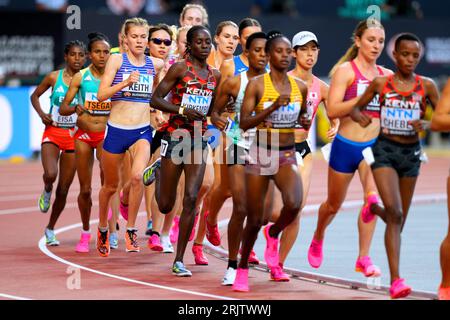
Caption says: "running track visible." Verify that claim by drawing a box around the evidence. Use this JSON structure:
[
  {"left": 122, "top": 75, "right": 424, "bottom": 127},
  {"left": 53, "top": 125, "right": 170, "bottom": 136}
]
[{"left": 0, "top": 153, "right": 448, "bottom": 300}]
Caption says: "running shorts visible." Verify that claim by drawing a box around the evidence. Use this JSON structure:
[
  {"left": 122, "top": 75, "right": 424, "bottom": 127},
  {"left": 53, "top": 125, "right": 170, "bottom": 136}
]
[
  {"left": 41, "top": 125, "right": 75, "bottom": 152},
  {"left": 74, "top": 128, "right": 105, "bottom": 149},
  {"left": 160, "top": 133, "right": 209, "bottom": 164},
  {"left": 246, "top": 143, "right": 297, "bottom": 176},
  {"left": 295, "top": 140, "right": 312, "bottom": 159},
  {"left": 103, "top": 122, "right": 153, "bottom": 154}
]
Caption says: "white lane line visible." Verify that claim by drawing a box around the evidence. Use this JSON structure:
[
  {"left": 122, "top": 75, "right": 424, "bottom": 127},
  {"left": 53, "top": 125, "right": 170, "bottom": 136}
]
[
  {"left": 0, "top": 293, "right": 32, "bottom": 300},
  {"left": 0, "top": 190, "right": 99, "bottom": 202},
  {"left": 37, "top": 214, "right": 238, "bottom": 301}
]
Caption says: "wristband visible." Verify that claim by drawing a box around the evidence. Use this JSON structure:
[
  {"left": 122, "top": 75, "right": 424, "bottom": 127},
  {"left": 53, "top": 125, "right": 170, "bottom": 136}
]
[{"left": 178, "top": 106, "right": 185, "bottom": 115}]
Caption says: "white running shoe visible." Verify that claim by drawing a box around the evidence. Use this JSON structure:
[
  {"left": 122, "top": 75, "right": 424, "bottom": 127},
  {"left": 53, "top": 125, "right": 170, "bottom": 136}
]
[
  {"left": 222, "top": 267, "right": 237, "bottom": 286},
  {"left": 161, "top": 235, "right": 174, "bottom": 253}
]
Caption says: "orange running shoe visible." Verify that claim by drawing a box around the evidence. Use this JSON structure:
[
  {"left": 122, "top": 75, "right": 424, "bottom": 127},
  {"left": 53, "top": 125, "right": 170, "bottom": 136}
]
[
  {"left": 96, "top": 228, "right": 110, "bottom": 257},
  {"left": 438, "top": 285, "right": 450, "bottom": 300},
  {"left": 125, "top": 229, "right": 140, "bottom": 252}
]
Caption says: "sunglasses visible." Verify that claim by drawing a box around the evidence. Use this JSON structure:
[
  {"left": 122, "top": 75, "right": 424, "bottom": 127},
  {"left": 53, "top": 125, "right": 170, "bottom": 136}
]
[{"left": 151, "top": 38, "right": 172, "bottom": 46}]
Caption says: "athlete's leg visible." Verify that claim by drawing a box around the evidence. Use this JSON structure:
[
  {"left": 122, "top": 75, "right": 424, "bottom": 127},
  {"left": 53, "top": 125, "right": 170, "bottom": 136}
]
[
  {"left": 120, "top": 151, "right": 132, "bottom": 206},
  {"left": 47, "top": 151, "right": 76, "bottom": 229},
  {"left": 75, "top": 140, "right": 95, "bottom": 232},
  {"left": 41, "top": 143, "right": 60, "bottom": 193},
  {"left": 440, "top": 175, "right": 450, "bottom": 288}
]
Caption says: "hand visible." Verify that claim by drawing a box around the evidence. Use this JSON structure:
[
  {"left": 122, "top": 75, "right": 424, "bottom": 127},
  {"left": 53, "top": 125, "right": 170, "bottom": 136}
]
[
  {"left": 299, "top": 113, "right": 311, "bottom": 131},
  {"left": 126, "top": 70, "right": 140, "bottom": 86},
  {"left": 40, "top": 113, "right": 53, "bottom": 126},
  {"left": 154, "top": 111, "right": 167, "bottom": 129},
  {"left": 272, "top": 95, "right": 290, "bottom": 110},
  {"left": 75, "top": 104, "right": 88, "bottom": 116},
  {"left": 183, "top": 108, "right": 204, "bottom": 121},
  {"left": 327, "top": 125, "right": 338, "bottom": 140},
  {"left": 408, "top": 120, "right": 429, "bottom": 132},
  {"left": 350, "top": 109, "right": 372, "bottom": 128},
  {"left": 211, "top": 113, "right": 228, "bottom": 131}
]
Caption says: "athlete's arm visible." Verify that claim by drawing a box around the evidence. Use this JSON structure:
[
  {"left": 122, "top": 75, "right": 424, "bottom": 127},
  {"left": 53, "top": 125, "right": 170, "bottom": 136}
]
[
  {"left": 240, "top": 77, "right": 288, "bottom": 131},
  {"left": 327, "top": 63, "right": 360, "bottom": 119},
  {"left": 206, "top": 69, "right": 222, "bottom": 117},
  {"left": 59, "top": 72, "right": 82, "bottom": 116},
  {"left": 210, "top": 76, "right": 237, "bottom": 130},
  {"left": 97, "top": 54, "right": 138, "bottom": 102},
  {"left": 30, "top": 71, "right": 56, "bottom": 126},
  {"left": 410, "top": 77, "right": 440, "bottom": 132},
  {"left": 431, "top": 78, "right": 450, "bottom": 131},
  {"left": 219, "top": 59, "right": 235, "bottom": 82},
  {"left": 150, "top": 62, "right": 203, "bottom": 121},
  {"left": 320, "top": 81, "right": 339, "bottom": 139},
  {"left": 296, "top": 79, "right": 311, "bottom": 130},
  {"left": 151, "top": 56, "right": 165, "bottom": 91}
]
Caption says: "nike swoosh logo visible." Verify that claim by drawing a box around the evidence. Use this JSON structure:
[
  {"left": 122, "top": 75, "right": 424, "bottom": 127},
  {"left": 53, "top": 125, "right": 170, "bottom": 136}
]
[
  {"left": 385, "top": 93, "right": 399, "bottom": 99},
  {"left": 300, "top": 150, "right": 306, "bottom": 157},
  {"left": 414, "top": 150, "right": 421, "bottom": 156},
  {"left": 187, "top": 80, "right": 200, "bottom": 85},
  {"left": 140, "top": 129, "right": 149, "bottom": 134}
]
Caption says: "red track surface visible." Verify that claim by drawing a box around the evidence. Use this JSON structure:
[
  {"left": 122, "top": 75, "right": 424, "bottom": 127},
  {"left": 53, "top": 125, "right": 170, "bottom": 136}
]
[{"left": 0, "top": 154, "right": 448, "bottom": 300}]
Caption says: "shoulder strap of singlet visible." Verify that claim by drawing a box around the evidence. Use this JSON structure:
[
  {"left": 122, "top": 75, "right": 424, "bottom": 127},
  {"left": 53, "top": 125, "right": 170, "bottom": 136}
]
[
  {"left": 350, "top": 60, "right": 364, "bottom": 79},
  {"left": 240, "top": 71, "right": 248, "bottom": 87},
  {"left": 263, "top": 73, "right": 278, "bottom": 97},
  {"left": 288, "top": 75, "right": 302, "bottom": 100},
  {"left": 376, "top": 65, "right": 384, "bottom": 75}
]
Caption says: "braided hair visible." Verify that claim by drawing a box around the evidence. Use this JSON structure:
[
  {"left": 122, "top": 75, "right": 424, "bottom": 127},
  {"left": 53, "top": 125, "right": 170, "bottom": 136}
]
[{"left": 184, "top": 25, "right": 211, "bottom": 58}]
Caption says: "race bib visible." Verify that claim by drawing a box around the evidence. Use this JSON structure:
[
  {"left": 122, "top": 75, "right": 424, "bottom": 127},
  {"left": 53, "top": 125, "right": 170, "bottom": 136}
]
[
  {"left": 181, "top": 94, "right": 212, "bottom": 115},
  {"left": 357, "top": 81, "right": 380, "bottom": 113},
  {"left": 51, "top": 106, "right": 77, "bottom": 128},
  {"left": 84, "top": 92, "right": 111, "bottom": 115},
  {"left": 381, "top": 107, "right": 420, "bottom": 136},
  {"left": 122, "top": 73, "right": 153, "bottom": 99},
  {"left": 263, "top": 101, "right": 300, "bottom": 129}
]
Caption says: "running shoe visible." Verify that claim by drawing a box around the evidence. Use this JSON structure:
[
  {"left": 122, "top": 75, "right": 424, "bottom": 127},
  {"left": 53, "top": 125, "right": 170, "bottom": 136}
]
[
  {"left": 232, "top": 268, "right": 249, "bottom": 292},
  {"left": 75, "top": 232, "right": 91, "bottom": 253},
  {"left": 389, "top": 278, "right": 412, "bottom": 299},
  {"left": 170, "top": 216, "right": 180, "bottom": 243},
  {"left": 45, "top": 228, "right": 60, "bottom": 246},
  {"left": 38, "top": 190, "right": 51, "bottom": 213},
  {"left": 142, "top": 158, "right": 161, "bottom": 186},
  {"left": 355, "top": 256, "right": 381, "bottom": 277},
  {"left": 109, "top": 232, "right": 119, "bottom": 249},
  {"left": 239, "top": 248, "right": 260, "bottom": 265},
  {"left": 205, "top": 211, "right": 221, "bottom": 246},
  {"left": 96, "top": 228, "right": 110, "bottom": 257},
  {"left": 189, "top": 212, "right": 200, "bottom": 242},
  {"left": 119, "top": 192, "right": 128, "bottom": 221},
  {"left": 145, "top": 220, "right": 153, "bottom": 236},
  {"left": 161, "top": 235, "right": 174, "bottom": 253},
  {"left": 361, "top": 192, "right": 379, "bottom": 224},
  {"left": 270, "top": 265, "right": 290, "bottom": 282},
  {"left": 172, "top": 261, "right": 192, "bottom": 277},
  {"left": 148, "top": 234, "right": 163, "bottom": 251},
  {"left": 222, "top": 267, "right": 237, "bottom": 286},
  {"left": 263, "top": 223, "right": 279, "bottom": 269},
  {"left": 192, "top": 244, "right": 208, "bottom": 265},
  {"left": 438, "top": 285, "right": 450, "bottom": 300},
  {"left": 308, "top": 237, "right": 323, "bottom": 268},
  {"left": 125, "top": 229, "right": 140, "bottom": 252}
]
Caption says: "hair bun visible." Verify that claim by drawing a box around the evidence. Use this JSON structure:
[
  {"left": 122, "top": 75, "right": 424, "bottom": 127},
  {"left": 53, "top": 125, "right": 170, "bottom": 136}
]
[{"left": 88, "top": 32, "right": 107, "bottom": 41}]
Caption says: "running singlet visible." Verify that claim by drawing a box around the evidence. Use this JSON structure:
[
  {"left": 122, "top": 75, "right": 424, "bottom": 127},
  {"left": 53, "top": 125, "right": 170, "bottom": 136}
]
[
  {"left": 344, "top": 60, "right": 384, "bottom": 118},
  {"left": 79, "top": 67, "right": 111, "bottom": 116},
  {"left": 225, "top": 72, "right": 256, "bottom": 149},
  {"left": 232, "top": 55, "right": 270, "bottom": 76},
  {"left": 379, "top": 74, "right": 426, "bottom": 136},
  {"left": 162, "top": 59, "right": 218, "bottom": 135},
  {"left": 49, "top": 69, "right": 79, "bottom": 129},
  {"left": 255, "top": 73, "right": 303, "bottom": 133},
  {"left": 111, "top": 53, "right": 156, "bottom": 103}
]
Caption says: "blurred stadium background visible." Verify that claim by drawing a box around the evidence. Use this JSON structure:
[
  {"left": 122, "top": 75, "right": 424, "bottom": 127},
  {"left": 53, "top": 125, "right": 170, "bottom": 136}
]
[{"left": 0, "top": 0, "right": 449, "bottom": 160}]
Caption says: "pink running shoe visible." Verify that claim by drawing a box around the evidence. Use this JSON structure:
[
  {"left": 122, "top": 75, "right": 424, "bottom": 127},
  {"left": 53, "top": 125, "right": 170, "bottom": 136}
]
[
  {"left": 438, "top": 286, "right": 450, "bottom": 300},
  {"left": 170, "top": 216, "right": 180, "bottom": 244},
  {"left": 147, "top": 234, "right": 163, "bottom": 251},
  {"left": 308, "top": 238, "right": 323, "bottom": 268},
  {"left": 361, "top": 192, "right": 379, "bottom": 224},
  {"left": 263, "top": 223, "right": 279, "bottom": 269},
  {"left": 232, "top": 268, "right": 249, "bottom": 292},
  {"left": 119, "top": 192, "right": 128, "bottom": 221},
  {"left": 205, "top": 211, "right": 221, "bottom": 246},
  {"left": 248, "top": 249, "right": 260, "bottom": 265},
  {"left": 192, "top": 244, "right": 208, "bottom": 265},
  {"left": 355, "top": 256, "right": 381, "bottom": 277},
  {"left": 107, "top": 208, "right": 112, "bottom": 221},
  {"left": 389, "top": 278, "right": 412, "bottom": 299},
  {"left": 189, "top": 212, "right": 199, "bottom": 242},
  {"left": 75, "top": 232, "right": 91, "bottom": 253},
  {"left": 270, "top": 265, "right": 290, "bottom": 282}
]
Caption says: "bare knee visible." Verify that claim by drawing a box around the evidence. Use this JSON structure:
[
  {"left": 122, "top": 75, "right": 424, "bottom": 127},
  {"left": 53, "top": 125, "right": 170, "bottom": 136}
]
[
  {"left": 44, "top": 171, "right": 58, "bottom": 183},
  {"left": 79, "top": 186, "right": 92, "bottom": 199},
  {"left": 183, "top": 193, "right": 197, "bottom": 213},
  {"left": 130, "top": 172, "right": 143, "bottom": 189},
  {"left": 324, "top": 200, "right": 341, "bottom": 216},
  {"left": 385, "top": 207, "right": 403, "bottom": 225},
  {"left": 283, "top": 198, "right": 302, "bottom": 217}
]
